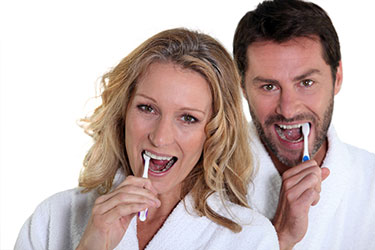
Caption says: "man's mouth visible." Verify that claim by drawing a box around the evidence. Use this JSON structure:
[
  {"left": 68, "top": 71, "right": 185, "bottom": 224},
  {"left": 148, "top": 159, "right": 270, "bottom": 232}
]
[
  {"left": 143, "top": 150, "right": 178, "bottom": 174},
  {"left": 275, "top": 123, "right": 307, "bottom": 143}
]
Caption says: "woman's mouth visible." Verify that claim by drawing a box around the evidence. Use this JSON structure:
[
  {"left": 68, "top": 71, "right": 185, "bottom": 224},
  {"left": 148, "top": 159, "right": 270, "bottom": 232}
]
[
  {"left": 143, "top": 150, "right": 178, "bottom": 174},
  {"left": 275, "top": 123, "right": 307, "bottom": 143}
]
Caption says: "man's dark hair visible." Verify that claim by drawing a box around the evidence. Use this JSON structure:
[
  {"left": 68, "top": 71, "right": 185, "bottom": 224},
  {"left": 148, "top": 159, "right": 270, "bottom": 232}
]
[{"left": 233, "top": 0, "right": 341, "bottom": 87}]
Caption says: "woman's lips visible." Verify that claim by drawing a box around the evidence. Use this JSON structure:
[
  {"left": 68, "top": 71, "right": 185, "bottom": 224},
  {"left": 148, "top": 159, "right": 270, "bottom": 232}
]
[{"left": 142, "top": 150, "right": 178, "bottom": 175}]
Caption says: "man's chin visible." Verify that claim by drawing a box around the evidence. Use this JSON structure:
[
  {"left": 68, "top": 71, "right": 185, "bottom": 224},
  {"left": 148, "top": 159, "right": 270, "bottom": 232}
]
[{"left": 275, "top": 153, "right": 302, "bottom": 167}]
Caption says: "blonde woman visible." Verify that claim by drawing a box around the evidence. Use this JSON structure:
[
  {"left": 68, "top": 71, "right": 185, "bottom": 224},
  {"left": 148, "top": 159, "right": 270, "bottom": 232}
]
[{"left": 15, "top": 28, "right": 278, "bottom": 250}]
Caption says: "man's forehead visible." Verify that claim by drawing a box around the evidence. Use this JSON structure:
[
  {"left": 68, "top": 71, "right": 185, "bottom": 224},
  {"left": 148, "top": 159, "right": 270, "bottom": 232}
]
[
  {"left": 245, "top": 37, "right": 327, "bottom": 79},
  {"left": 247, "top": 36, "right": 322, "bottom": 58}
]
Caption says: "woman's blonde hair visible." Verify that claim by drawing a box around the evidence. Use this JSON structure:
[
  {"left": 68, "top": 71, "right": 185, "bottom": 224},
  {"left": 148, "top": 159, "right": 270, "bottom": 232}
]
[{"left": 79, "top": 28, "right": 253, "bottom": 232}]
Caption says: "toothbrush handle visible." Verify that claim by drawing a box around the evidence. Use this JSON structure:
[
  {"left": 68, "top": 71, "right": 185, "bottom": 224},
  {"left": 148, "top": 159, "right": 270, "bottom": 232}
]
[
  {"left": 139, "top": 156, "right": 150, "bottom": 221},
  {"left": 139, "top": 208, "right": 148, "bottom": 221},
  {"left": 302, "top": 155, "right": 310, "bottom": 162}
]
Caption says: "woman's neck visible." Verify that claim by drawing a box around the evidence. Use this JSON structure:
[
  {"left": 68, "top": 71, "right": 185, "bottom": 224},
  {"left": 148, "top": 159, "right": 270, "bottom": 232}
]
[{"left": 136, "top": 187, "right": 183, "bottom": 249}]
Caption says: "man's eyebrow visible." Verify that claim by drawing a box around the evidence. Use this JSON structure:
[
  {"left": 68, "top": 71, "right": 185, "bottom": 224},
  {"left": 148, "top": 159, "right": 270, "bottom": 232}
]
[
  {"left": 252, "top": 77, "right": 279, "bottom": 85},
  {"left": 293, "top": 69, "right": 321, "bottom": 82},
  {"left": 251, "top": 69, "right": 321, "bottom": 85}
]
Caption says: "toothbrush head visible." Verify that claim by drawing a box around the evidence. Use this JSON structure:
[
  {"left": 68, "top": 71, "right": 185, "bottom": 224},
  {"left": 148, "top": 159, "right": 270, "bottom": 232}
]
[
  {"left": 142, "top": 153, "right": 151, "bottom": 178},
  {"left": 143, "top": 153, "right": 151, "bottom": 162},
  {"left": 302, "top": 123, "right": 310, "bottom": 137}
]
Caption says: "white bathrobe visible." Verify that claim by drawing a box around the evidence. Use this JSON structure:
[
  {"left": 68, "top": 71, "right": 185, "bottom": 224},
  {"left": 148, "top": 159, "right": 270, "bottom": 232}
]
[
  {"left": 15, "top": 170, "right": 279, "bottom": 250},
  {"left": 247, "top": 122, "right": 375, "bottom": 250}
]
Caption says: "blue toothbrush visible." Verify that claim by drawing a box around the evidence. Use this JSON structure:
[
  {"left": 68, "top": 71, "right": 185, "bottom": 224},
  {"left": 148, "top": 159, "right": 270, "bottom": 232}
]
[{"left": 302, "top": 123, "right": 310, "bottom": 162}]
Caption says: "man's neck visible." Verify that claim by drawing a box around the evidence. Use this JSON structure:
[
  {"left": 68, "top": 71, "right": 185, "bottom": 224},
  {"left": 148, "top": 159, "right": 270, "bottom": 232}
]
[{"left": 267, "top": 140, "right": 328, "bottom": 176}]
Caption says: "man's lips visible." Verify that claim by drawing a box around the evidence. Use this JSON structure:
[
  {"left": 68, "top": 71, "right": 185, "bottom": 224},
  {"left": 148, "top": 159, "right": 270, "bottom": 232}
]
[{"left": 274, "top": 123, "right": 308, "bottom": 143}]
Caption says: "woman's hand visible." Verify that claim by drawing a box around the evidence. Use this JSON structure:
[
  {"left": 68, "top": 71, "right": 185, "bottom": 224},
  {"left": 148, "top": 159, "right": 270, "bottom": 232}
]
[{"left": 76, "top": 176, "right": 160, "bottom": 250}]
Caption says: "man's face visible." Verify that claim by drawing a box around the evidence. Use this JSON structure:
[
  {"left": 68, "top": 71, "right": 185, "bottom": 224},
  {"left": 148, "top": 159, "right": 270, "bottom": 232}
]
[{"left": 244, "top": 37, "right": 342, "bottom": 168}]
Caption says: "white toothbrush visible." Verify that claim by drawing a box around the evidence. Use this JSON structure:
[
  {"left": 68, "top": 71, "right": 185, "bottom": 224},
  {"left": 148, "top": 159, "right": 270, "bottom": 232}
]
[
  {"left": 139, "top": 154, "right": 150, "bottom": 222},
  {"left": 302, "top": 123, "right": 310, "bottom": 162}
]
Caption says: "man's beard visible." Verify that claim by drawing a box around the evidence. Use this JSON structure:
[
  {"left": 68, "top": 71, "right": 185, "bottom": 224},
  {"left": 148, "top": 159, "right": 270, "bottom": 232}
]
[{"left": 250, "top": 97, "right": 334, "bottom": 167}]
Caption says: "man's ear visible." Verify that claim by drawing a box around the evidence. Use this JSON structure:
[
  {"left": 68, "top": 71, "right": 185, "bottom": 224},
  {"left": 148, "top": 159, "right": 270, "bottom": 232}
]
[
  {"left": 241, "top": 79, "right": 249, "bottom": 101},
  {"left": 242, "top": 85, "right": 247, "bottom": 100},
  {"left": 334, "top": 61, "right": 343, "bottom": 95}
]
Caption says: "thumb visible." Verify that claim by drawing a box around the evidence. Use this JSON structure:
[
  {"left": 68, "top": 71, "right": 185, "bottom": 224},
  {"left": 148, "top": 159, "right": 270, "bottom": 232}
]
[{"left": 321, "top": 167, "right": 330, "bottom": 181}]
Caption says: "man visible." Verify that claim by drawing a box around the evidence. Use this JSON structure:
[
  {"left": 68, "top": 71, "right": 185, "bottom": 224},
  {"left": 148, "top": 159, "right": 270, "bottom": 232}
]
[{"left": 233, "top": 0, "right": 375, "bottom": 249}]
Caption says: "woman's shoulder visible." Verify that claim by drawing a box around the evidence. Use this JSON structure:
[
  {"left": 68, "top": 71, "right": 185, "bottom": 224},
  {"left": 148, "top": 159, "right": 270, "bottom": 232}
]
[
  {"left": 15, "top": 187, "right": 98, "bottom": 250},
  {"left": 221, "top": 206, "right": 279, "bottom": 249},
  {"left": 35, "top": 187, "right": 98, "bottom": 213},
  {"left": 203, "top": 194, "right": 279, "bottom": 249},
  {"left": 239, "top": 208, "right": 279, "bottom": 245}
]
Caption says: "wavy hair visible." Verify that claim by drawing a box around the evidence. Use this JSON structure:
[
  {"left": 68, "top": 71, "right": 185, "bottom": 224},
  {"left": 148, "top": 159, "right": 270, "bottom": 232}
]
[{"left": 79, "top": 28, "right": 253, "bottom": 232}]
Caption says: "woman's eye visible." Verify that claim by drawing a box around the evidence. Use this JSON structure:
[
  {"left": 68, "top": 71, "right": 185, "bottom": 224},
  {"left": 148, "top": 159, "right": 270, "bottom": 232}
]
[
  {"left": 300, "top": 79, "right": 314, "bottom": 88},
  {"left": 262, "top": 84, "right": 276, "bottom": 91},
  {"left": 181, "top": 114, "right": 197, "bottom": 124},
  {"left": 137, "top": 104, "right": 154, "bottom": 113}
]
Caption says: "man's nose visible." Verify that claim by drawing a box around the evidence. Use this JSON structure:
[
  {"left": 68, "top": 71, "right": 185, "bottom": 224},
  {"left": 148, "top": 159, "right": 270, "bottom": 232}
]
[
  {"left": 275, "top": 89, "right": 303, "bottom": 119},
  {"left": 148, "top": 117, "right": 175, "bottom": 147}
]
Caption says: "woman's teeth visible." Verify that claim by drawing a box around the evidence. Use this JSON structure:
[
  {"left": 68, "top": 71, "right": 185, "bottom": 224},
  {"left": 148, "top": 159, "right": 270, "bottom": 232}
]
[
  {"left": 152, "top": 157, "right": 177, "bottom": 173},
  {"left": 143, "top": 151, "right": 177, "bottom": 173},
  {"left": 144, "top": 150, "right": 173, "bottom": 161}
]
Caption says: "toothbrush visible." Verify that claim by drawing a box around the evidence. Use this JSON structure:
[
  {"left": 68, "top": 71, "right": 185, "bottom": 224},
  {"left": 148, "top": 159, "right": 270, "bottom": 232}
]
[
  {"left": 302, "top": 123, "right": 310, "bottom": 162},
  {"left": 139, "top": 154, "right": 150, "bottom": 222}
]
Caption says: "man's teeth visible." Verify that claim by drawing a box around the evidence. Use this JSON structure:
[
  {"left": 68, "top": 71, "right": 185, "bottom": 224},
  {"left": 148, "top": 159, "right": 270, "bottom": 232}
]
[
  {"left": 278, "top": 123, "right": 304, "bottom": 129},
  {"left": 144, "top": 150, "right": 173, "bottom": 161},
  {"left": 276, "top": 129, "right": 304, "bottom": 142},
  {"left": 276, "top": 123, "right": 306, "bottom": 142}
]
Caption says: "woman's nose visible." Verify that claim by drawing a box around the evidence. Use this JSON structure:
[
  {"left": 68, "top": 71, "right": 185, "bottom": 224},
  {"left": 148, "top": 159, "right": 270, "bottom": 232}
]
[{"left": 148, "top": 117, "right": 175, "bottom": 147}]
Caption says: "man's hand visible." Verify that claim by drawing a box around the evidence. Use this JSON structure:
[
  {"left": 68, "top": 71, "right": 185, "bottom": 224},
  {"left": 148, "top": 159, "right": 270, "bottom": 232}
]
[{"left": 272, "top": 160, "right": 330, "bottom": 250}]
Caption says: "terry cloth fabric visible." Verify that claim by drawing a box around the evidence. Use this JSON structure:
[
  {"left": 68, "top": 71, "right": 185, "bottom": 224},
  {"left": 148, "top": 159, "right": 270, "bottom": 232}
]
[
  {"left": 247, "top": 122, "right": 375, "bottom": 250},
  {"left": 15, "top": 169, "right": 279, "bottom": 250}
]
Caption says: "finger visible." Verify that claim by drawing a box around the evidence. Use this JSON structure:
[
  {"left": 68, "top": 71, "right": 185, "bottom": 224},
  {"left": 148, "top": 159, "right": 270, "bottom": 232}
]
[
  {"left": 96, "top": 177, "right": 157, "bottom": 205},
  {"left": 284, "top": 172, "right": 321, "bottom": 203},
  {"left": 94, "top": 184, "right": 161, "bottom": 214},
  {"left": 295, "top": 188, "right": 320, "bottom": 209},
  {"left": 282, "top": 160, "right": 319, "bottom": 179},
  {"left": 116, "top": 176, "right": 157, "bottom": 194},
  {"left": 321, "top": 167, "right": 330, "bottom": 181},
  {"left": 296, "top": 188, "right": 320, "bottom": 208},
  {"left": 94, "top": 191, "right": 160, "bottom": 215},
  {"left": 102, "top": 203, "right": 149, "bottom": 225},
  {"left": 282, "top": 166, "right": 322, "bottom": 192},
  {"left": 112, "top": 184, "right": 160, "bottom": 205},
  {"left": 116, "top": 175, "right": 152, "bottom": 188}
]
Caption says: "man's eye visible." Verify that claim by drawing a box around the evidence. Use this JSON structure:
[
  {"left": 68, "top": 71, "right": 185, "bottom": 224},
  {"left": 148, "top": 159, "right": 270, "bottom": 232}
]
[
  {"left": 300, "top": 79, "right": 314, "bottom": 87},
  {"left": 181, "top": 114, "right": 197, "bottom": 124},
  {"left": 137, "top": 104, "right": 154, "bottom": 113},
  {"left": 262, "top": 84, "right": 276, "bottom": 91}
]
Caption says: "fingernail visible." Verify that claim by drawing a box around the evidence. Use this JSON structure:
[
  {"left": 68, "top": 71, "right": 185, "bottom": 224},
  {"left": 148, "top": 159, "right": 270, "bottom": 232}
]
[{"left": 154, "top": 200, "right": 161, "bottom": 207}]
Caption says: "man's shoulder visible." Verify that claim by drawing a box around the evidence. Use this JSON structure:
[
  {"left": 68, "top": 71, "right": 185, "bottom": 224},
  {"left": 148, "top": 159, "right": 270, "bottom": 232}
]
[
  {"left": 339, "top": 143, "right": 375, "bottom": 191},
  {"left": 328, "top": 126, "right": 375, "bottom": 168},
  {"left": 342, "top": 142, "right": 375, "bottom": 166}
]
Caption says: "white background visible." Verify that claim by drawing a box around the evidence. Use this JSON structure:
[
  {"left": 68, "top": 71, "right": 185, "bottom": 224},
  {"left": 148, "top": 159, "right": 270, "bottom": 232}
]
[{"left": 1, "top": 1, "right": 374, "bottom": 249}]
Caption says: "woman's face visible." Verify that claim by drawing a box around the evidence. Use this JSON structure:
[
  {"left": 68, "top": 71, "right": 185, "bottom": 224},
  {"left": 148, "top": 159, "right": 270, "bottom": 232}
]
[{"left": 125, "top": 62, "right": 212, "bottom": 196}]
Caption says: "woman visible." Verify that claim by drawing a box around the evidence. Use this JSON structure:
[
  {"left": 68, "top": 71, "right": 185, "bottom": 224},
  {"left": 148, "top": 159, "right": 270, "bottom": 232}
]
[{"left": 15, "top": 28, "right": 278, "bottom": 249}]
